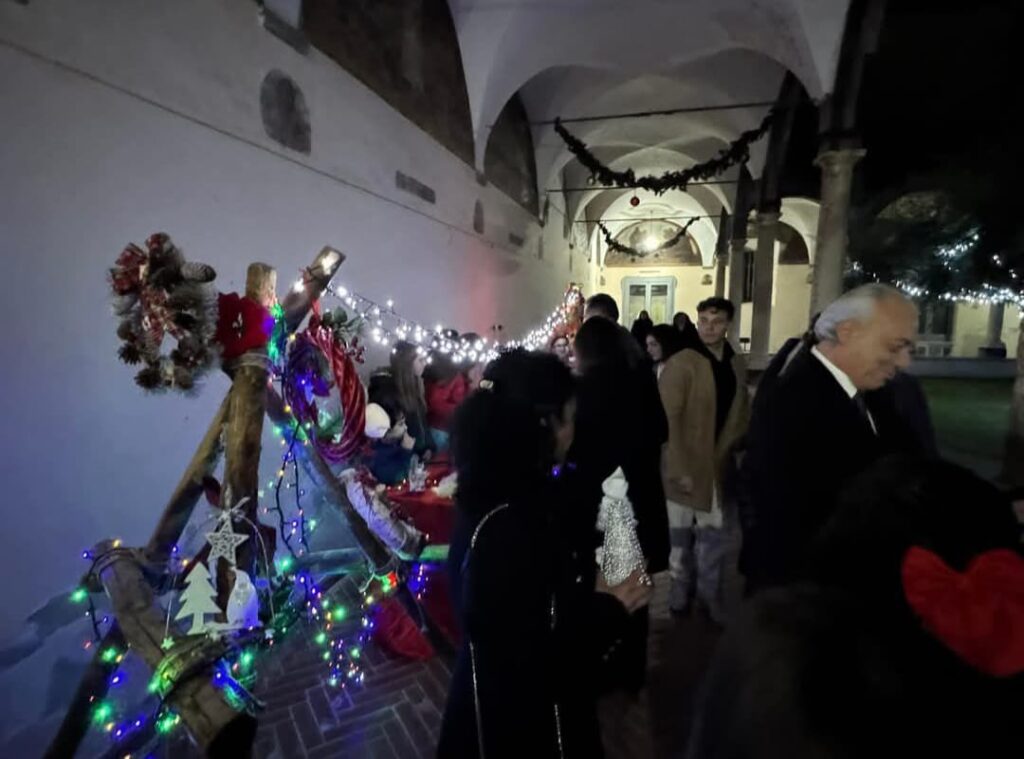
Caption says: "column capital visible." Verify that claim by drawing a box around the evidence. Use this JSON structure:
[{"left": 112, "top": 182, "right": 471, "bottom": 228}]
[{"left": 814, "top": 147, "right": 867, "bottom": 172}]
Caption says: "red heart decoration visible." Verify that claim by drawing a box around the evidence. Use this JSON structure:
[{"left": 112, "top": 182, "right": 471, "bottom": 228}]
[{"left": 902, "top": 546, "right": 1024, "bottom": 677}]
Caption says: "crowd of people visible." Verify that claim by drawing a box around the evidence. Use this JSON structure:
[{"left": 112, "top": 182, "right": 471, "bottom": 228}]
[{"left": 356, "top": 285, "right": 1023, "bottom": 758}]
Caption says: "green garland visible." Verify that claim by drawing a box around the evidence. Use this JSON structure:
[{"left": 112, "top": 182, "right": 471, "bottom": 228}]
[
  {"left": 555, "top": 110, "right": 774, "bottom": 195},
  {"left": 599, "top": 216, "right": 699, "bottom": 259}
]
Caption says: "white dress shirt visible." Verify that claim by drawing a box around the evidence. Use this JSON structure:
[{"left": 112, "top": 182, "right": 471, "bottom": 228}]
[{"left": 811, "top": 346, "right": 877, "bottom": 434}]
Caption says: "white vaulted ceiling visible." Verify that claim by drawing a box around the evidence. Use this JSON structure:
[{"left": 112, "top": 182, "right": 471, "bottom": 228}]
[{"left": 447, "top": 0, "right": 850, "bottom": 254}]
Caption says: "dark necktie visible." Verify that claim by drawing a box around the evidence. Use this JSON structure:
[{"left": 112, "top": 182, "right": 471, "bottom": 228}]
[{"left": 853, "top": 393, "right": 875, "bottom": 433}]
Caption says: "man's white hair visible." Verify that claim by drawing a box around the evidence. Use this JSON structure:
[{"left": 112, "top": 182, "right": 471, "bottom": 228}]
[{"left": 814, "top": 283, "right": 912, "bottom": 343}]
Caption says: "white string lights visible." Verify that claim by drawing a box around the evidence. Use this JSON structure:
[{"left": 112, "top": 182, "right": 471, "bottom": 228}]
[
  {"left": 307, "top": 278, "right": 584, "bottom": 361},
  {"left": 855, "top": 231, "right": 1024, "bottom": 313},
  {"left": 320, "top": 282, "right": 497, "bottom": 363}
]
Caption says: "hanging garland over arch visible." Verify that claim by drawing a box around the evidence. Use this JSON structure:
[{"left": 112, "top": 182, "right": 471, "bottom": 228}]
[
  {"left": 598, "top": 216, "right": 699, "bottom": 259},
  {"left": 555, "top": 110, "right": 775, "bottom": 195}
]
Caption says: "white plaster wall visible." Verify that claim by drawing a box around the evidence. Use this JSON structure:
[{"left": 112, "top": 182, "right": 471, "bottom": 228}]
[
  {"left": 0, "top": 1, "right": 570, "bottom": 748},
  {"left": 951, "top": 303, "right": 1022, "bottom": 359},
  {"left": 771, "top": 265, "right": 813, "bottom": 352},
  {"left": 1002, "top": 307, "right": 1021, "bottom": 359},
  {"left": 951, "top": 303, "right": 989, "bottom": 357}
]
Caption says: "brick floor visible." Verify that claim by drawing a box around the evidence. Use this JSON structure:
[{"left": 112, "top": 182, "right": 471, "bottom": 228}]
[
  {"left": 245, "top": 574, "right": 450, "bottom": 759},
  {"left": 162, "top": 527, "right": 744, "bottom": 759}
]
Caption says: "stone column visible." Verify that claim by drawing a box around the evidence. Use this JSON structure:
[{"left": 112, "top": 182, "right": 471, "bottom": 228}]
[
  {"left": 715, "top": 256, "right": 727, "bottom": 297},
  {"left": 809, "top": 147, "right": 865, "bottom": 317},
  {"left": 980, "top": 302, "right": 1007, "bottom": 357},
  {"left": 750, "top": 210, "right": 780, "bottom": 357},
  {"left": 714, "top": 208, "right": 730, "bottom": 297},
  {"left": 727, "top": 239, "right": 747, "bottom": 323}
]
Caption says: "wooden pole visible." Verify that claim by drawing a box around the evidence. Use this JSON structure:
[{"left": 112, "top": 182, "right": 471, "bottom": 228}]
[
  {"left": 48, "top": 247, "right": 346, "bottom": 758},
  {"left": 42, "top": 624, "right": 127, "bottom": 759},
  {"left": 218, "top": 263, "right": 277, "bottom": 606},
  {"left": 93, "top": 541, "right": 256, "bottom": 753},
  {"left": 146, "top": 395, "right": 230, "bottom": 564},
  {"left": 281, "top": 247, "right": 346, "bottom": 332}
]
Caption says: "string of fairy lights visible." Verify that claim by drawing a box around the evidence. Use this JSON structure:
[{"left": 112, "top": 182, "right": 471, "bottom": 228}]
[
  {"left": 69, "top": 275, "right": 581, "bottom": 753},
  {"left": 318, "top": 278, "right": 584, "bottom": 360},
  {"left": 854, "top": 231, "right": 1024, "bottom": 311}
]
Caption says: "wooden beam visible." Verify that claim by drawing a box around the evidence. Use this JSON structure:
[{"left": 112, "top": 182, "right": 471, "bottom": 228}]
[
  {"left": 92, "top": 541, "right": 256, "bottom": 753},
  {"left": 146, "top": 395, "right": 230, "bottom": 564},
  {"left": 51, "top": 246, "right": 345, "bottom": 757},
  {"left": 280, "top": 246, "right": 345, "bottom": 332}
]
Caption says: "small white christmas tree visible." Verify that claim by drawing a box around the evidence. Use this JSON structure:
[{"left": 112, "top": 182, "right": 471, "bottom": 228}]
[{"left": 175, "top": 561, "right": 222, "bottom": 635}]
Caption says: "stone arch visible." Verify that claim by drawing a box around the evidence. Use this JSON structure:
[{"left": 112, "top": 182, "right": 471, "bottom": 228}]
[
  {"left": 303, "top": 0, "right": 474, "bottom": 164},
  {"left": 450, "top": 2, "right": 851, "bottom": 168},
  {"left": 483, "top": 94, "right": 539, "bottom": 215},
  {"left": 777, "top": 221, "right": 810, "bottom": 264}
]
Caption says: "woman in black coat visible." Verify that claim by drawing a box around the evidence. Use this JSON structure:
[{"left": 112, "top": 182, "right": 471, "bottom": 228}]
[
  {"left": 569, "top": 316, "right": 669, "bottom": 693},
  {"left": 438, "top": 351, "right": 651, "bottom": 759}
]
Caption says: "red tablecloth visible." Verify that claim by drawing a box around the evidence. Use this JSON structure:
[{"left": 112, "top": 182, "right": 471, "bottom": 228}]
[{"left": 372, "top": 462, "right": 461, "bottom": 656}]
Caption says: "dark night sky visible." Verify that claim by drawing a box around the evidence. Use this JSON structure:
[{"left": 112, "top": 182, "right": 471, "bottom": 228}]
[
  {"left": 859, "top": 0, "right": 1022, "bottom": 193},
  {"left": 783, "top": 0, "right": 1023, "bottom": 215}
]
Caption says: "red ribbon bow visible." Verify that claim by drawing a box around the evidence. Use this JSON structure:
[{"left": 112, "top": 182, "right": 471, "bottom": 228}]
[{"left": 902, "top": 546, "right": 1024, "bottom": 677}]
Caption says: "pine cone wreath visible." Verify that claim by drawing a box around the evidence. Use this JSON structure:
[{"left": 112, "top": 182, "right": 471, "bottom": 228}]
[
  {"left": 135, "top": 364, "right": 164, "bottom": 391},
  {"left": 111, "top": 232, "right": 219, "bottom": 393},
  {"left": 118, "top": 342, "right": 143, "bottom": 365},
  {"left": 180, "top": 261, "right": 217, "bottom": 283}
]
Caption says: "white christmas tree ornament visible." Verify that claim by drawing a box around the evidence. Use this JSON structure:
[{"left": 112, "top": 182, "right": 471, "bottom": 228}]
[{"left": 175, "top": 561, "right": 222, "bottom": 636}]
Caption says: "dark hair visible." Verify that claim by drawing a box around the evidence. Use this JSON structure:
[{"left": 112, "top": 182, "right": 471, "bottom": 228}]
[
  {"left": 451, "top": 350, "right": 574, "bottom": 514},
  {"left": 793, "top": 457, "right": 1024, "bottom": 754},
  {"left": 423, "top": 349, "right": 459, "bottom": 384},
  {"left": 367, "top": 374, "right": 404, "bottom": 426},
  {"left": 647, "top": 324, "right": 684, "bottom": 361},
  {"left": 389, "top": 341, "right": 425, "bottom": 416},
  {"left": 573, "top": 316, "right": 632, "bottom": 374},
  {"left": 696, "top": 296, "right": 735, "bottom": 321},
  {"left": 458, "top": 332, "right": 484, "bottom": 375},
  {"left": 812, "top": 456, "right": 1021, "bottom": 607},
  {"left": 672, "top": 312, "right": 691, "bottom": 329},
  {"left": 584, "top": 293, "right": 619, "bottom": 322}
]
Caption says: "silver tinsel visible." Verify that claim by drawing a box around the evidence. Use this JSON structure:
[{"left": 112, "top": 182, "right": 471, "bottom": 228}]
[{"left": 596, "top": 468, "right": 648, "bottom": 586}]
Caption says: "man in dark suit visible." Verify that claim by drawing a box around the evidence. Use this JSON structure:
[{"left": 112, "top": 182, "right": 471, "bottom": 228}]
[{"left": 739, "top": 284, "right": 919, "bottom": 592}]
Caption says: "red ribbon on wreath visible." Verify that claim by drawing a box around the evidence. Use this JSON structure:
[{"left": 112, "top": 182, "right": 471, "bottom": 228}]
[
  {"left": 112, "top": 239, "right": 182, "bottom": 349},
  {"left": 284, "top": 301, "right": 366, "bottom": 464}
]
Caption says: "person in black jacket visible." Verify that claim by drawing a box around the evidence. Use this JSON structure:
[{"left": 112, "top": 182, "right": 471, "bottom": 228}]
[
  {"left": 689, "top": 456, "right": 1024, "bottom": 759},
  {"left": 739, "top": 284, "right": 919, "bottom": 592},
  {"left": 570, "top": 315, "right": 668, "bottom": 707},
  {"left": 630, "top": 309, "right": 654, "bottom": 349},
  {"left": 439, "top": 351, "right": 651, "bottom": 759},
  {"left": 578, "top": 296, "right": 670, "bottom": 572},
  {"left": 673, "top": 311, "right": 703, "bottom": 352}
]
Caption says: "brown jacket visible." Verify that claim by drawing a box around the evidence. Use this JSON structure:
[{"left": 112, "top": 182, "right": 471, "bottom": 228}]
[{"left": 658, "top": 347, "right": 750, "bottom": 511}]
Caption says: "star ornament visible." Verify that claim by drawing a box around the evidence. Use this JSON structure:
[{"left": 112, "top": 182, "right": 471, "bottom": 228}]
[{"left": 205, "top": 517, "right": 249, "bottom": 569}]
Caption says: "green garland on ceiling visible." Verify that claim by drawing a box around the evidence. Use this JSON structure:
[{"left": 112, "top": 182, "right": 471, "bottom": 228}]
[
  {"left": 555, "top": 110, "right": 775, "bottom": 195},
  {"left": 598, "top": 216, "right": 699, "bottom": 258}
]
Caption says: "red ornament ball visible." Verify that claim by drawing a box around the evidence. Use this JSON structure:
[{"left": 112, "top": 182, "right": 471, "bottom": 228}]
[{"left": 629, "top": 195, "right": 640, "bottom": 207}]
